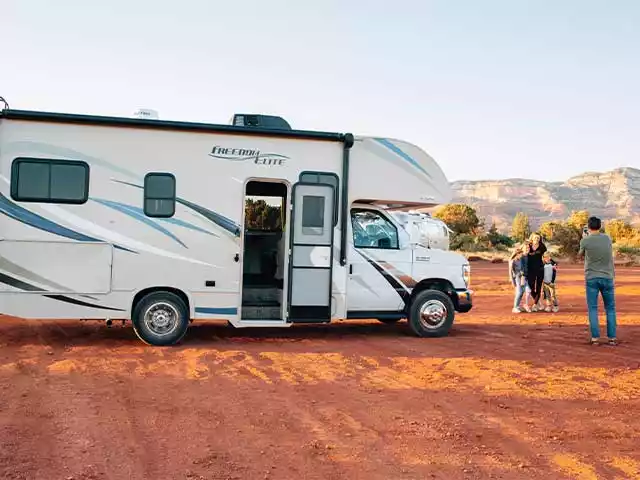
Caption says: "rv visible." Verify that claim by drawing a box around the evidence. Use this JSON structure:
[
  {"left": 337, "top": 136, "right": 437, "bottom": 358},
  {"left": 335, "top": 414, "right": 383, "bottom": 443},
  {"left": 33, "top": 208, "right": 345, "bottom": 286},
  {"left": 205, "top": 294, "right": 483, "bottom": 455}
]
[
  {"left": 392, "top": 211, "right": 452, "bottom": 250},
  {"left": 0, "top": 108, "right": 472, "bottom": 346}
]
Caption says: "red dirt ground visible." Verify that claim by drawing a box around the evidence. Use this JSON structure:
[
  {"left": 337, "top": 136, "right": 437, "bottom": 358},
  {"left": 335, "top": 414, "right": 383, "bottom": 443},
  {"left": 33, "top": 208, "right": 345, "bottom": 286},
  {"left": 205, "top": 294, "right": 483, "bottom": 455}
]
[{"left": 1, "top": 263, "right": 639, "bottom": 480}]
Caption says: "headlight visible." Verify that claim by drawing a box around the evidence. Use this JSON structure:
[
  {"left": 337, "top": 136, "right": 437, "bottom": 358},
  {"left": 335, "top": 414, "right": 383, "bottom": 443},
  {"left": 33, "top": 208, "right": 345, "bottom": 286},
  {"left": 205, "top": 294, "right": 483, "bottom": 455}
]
[{"left": 463, "top": 264, "right": 471, "bottom": 287}]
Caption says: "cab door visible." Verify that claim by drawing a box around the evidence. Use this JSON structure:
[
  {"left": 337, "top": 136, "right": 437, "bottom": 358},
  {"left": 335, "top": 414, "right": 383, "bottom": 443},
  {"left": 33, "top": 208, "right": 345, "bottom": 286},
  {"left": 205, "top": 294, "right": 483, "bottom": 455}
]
[{"left": 287, "top": 183, "right": 336, "bottom": 322}]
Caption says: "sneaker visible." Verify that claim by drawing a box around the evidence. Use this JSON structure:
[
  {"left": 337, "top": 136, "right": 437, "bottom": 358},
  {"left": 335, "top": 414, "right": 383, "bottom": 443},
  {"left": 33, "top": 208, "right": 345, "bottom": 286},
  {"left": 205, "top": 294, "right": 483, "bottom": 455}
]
[
  {"left": 544, "top": 306, "right": 552, "bottom": 313},
  {"left": 523, "top": 305, "right": 532, "bottom": 313},
  {"left": 512, "top": 307, "right": 521, "bottom": 314},
  {"left": 590, "top": 338, "right": 600, "bottom": 345},
  {"left": 552, "top": 306, "right": 559, "bottom": 313},
  {"left": 531, "top": 304, "right": 538, "bottom": 312},
  {"left": 608, "top": 338, "right": 619, "bottom": 346}
]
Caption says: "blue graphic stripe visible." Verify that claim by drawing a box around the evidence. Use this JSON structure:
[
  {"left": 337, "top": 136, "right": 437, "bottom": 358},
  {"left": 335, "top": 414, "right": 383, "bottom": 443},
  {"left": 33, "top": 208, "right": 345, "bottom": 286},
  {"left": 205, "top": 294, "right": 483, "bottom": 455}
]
[
  {"left": 373, "top": 138, "right": 432, "bottom": 179},
  {"left": 112, "top": 179, "right": 241, "bottom": 237},
  {"left": 158, "top": 216, "right": 218, "bottom": 237},
  {"left": 0, "top": 192, "right": 135, "bottom": 253},
  {"left": 175, "top": 198, "right": 241, "bottom": 237},
  {"left": 92, "top": 198, "right": 187, "bottom": 248},
  {"left": 195, "top": 307, "right": 238, "bottom": 315}
]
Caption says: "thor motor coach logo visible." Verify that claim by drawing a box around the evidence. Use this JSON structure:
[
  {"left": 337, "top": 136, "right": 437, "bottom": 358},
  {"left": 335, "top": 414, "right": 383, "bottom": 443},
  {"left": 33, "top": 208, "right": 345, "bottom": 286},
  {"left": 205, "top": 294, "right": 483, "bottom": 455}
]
[{"left": 209, "top": 145, "right": 290, "bottom": 166}]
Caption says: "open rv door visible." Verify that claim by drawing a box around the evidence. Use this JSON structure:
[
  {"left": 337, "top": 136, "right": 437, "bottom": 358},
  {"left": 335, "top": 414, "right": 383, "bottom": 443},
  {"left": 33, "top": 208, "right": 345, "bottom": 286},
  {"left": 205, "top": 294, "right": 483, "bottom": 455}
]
[{"left": 287, "top": 182, "right": 336, "bottom": 322}]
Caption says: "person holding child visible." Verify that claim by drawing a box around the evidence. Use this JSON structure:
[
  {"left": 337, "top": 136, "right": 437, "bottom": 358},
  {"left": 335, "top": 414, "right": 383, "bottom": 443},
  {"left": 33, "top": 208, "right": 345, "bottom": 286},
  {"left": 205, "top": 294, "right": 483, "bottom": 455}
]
[{"left": 526, "top": 233, "right": 547, "bottom": 311}]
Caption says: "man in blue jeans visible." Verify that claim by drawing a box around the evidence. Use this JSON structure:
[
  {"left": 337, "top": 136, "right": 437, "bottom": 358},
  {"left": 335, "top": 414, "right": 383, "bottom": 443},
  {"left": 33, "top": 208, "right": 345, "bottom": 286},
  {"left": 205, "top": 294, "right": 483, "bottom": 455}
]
[{"left": 578, "top": 216, "right": 617, "bottom": 345}]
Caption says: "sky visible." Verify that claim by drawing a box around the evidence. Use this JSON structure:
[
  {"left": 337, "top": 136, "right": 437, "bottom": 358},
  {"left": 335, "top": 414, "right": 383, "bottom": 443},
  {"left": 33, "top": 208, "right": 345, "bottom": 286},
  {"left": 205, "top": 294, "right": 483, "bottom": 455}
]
[{"left": 2, "top": 0, "right": 639, "bottom": 182}]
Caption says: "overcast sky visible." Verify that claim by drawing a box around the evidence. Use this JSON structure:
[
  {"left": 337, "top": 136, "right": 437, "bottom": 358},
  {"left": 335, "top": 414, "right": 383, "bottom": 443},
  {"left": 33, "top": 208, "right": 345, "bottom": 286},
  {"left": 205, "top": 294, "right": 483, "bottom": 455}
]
[{"left": 3, "top": 0, "right": 639, "bottom": 182}]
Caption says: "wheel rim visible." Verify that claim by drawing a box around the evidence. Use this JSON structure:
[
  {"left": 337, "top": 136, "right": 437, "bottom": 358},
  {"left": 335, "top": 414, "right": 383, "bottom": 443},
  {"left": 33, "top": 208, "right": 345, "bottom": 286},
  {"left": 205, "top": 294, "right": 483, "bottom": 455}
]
[
  {"left": 419, "top": 299, "right": 448, "bottom": 329},
  {"left": 143, "top": 302, "right": 180, "bottom": 336}
]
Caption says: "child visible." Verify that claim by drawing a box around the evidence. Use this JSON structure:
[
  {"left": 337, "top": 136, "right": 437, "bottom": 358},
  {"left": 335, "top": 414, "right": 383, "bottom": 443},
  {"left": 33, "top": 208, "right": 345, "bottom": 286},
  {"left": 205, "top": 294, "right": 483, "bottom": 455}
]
[
  {"left": 509, "top": 243, "right": 530, "bottom": 313},
  {"left": 542, "top": 252, "right": 559, "bottom": 312}
]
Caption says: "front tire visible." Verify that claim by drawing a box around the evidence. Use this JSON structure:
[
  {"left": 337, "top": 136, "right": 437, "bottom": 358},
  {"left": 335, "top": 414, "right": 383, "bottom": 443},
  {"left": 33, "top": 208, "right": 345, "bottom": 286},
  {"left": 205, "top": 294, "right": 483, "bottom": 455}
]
[
  {"left": 132, "top": 291, "right": 190, "bottom": 346},
  {"left": 408, "top": 289, "right": 455, "bottom": 337}
]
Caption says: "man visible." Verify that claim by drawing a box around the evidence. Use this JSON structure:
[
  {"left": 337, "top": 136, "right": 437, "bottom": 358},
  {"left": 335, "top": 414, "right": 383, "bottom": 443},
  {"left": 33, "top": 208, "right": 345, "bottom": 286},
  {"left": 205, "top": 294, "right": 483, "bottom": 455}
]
[{"left": 578, "top": 216, "right": 617, "bottom": 345}]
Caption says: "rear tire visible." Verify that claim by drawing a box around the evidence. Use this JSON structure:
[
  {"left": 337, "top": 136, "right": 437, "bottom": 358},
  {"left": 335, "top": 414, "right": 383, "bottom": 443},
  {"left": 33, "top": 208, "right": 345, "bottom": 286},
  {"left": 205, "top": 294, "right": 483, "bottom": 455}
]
[
  {"left": 408, "top": 289, "right": 455, "bottom": 337},
  {"left": 132, "top": 291, "right": 190, "bottom": 346}
]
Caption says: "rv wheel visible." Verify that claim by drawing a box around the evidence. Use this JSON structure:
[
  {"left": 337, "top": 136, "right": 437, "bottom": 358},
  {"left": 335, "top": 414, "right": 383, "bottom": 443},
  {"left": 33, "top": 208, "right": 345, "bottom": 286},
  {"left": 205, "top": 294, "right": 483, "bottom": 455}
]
[
  {"left": 132, "top": 291, "right": 190, "bottom": 346},
  {"left": 408, "top": 290, "right": 454, "bottom": 338}
]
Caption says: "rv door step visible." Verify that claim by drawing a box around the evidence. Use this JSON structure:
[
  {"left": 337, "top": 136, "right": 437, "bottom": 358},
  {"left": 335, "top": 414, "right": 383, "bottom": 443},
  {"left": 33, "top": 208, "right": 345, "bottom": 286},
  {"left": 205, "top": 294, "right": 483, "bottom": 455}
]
[
  {"left": 241, "top": 305, "right": 281, "bottom": 319},
  {"left": 241, "top": 301, "right": 280, "bottom": 307},
  {"left": 234, "top": 319, "right": 290, "bottom": 328},
  {"left": 289, "top": 318, "right": 332, "bottom": 324}
]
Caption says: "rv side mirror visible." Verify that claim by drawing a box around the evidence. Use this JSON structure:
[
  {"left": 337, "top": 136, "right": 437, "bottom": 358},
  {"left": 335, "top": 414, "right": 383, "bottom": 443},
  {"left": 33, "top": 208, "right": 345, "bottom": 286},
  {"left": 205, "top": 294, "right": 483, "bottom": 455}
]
[{"left": 378, "top": 237, "right": 391, "bottom": 249}]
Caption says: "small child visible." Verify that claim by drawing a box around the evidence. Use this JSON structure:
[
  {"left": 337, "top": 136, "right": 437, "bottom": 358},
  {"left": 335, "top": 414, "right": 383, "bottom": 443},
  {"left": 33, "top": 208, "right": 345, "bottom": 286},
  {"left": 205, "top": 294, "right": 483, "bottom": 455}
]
[
  {"left": 542, "top": 252, "right": 559, "bottom": 312},
  {"left": 509, "top": 243, "right": 529, "bottom": 313}
]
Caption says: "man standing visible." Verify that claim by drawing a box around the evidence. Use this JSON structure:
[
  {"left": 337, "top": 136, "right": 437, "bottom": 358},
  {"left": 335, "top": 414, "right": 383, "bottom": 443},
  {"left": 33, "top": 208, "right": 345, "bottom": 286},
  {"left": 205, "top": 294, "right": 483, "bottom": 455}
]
[{"left": 578, "top": 216, "right": 617, "bottom": 345}]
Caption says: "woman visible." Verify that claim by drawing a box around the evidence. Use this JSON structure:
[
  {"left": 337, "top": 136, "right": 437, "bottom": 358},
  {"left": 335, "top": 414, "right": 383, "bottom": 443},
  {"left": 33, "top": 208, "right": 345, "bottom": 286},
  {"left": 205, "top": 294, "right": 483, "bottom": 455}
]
[{"left": 526, "top": 233, "right": 547, "bottom": 311}]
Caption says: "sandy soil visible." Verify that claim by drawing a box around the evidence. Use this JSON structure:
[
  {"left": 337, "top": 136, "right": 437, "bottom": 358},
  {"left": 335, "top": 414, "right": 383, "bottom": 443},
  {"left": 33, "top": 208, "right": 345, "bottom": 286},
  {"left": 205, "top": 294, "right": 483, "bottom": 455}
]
[{"left": 1, "top": 263, "right": 639, "bottom": 480}]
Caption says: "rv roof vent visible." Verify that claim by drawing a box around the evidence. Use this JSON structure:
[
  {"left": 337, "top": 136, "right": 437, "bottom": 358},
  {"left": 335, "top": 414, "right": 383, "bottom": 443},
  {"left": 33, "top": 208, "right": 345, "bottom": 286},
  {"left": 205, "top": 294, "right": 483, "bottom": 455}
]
[
  {"left": 231, "top": 113, "right": 291, "bottom": 130},
  {"left": 134, "top": 108, "right": 159, "bottom": 120}
]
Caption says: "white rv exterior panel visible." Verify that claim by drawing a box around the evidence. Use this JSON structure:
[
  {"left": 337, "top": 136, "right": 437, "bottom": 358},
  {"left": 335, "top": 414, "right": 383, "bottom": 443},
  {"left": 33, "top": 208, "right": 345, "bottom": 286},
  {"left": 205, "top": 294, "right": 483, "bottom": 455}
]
[
  {"left": 292, "top": 245, "right": 331, "bottom": 268},
  {"left": 0, "top": 240, "right": 113, "bottom": 294},
  {"left": 290, "top": 269, "right": 331, "bottom": 306},
  {"left": 349, "top": 137, "right": 452, "bottom": 207}
]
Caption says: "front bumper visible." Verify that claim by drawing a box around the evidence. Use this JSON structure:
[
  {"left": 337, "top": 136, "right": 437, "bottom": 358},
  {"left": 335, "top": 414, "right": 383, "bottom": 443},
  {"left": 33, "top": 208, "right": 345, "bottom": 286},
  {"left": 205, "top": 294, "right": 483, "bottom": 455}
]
[{"left": 455, "top": 289, "right": 473, "bottom": 313}]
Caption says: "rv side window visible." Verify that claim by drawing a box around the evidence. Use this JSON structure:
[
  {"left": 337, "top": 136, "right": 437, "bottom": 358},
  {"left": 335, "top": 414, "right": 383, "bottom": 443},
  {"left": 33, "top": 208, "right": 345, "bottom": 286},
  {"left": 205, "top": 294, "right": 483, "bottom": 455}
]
[
  {"left": 299, "top": 172, "right": 339, "bottom": 225},
  {"left": 144, "top": 172, "right": 176, "bottom": 218},
  {"left": 10, "top": 158, "right": 89, "bottom": 204},
  {"left": 301, "top": 195, "right": 325, "bottom": 235},
  {"left": 351, "top": 209, "right": 399, "bottom": 249}
]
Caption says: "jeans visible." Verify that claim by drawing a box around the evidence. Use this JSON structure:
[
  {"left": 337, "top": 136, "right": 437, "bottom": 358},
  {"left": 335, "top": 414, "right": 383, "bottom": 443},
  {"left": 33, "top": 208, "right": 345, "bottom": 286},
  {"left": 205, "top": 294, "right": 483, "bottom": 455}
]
[
  {"left": 586, "top": 277, "right": 617, "bottom": 339},
  {"left": 513, "top": 284, "right": 525, "bottom": 308}
]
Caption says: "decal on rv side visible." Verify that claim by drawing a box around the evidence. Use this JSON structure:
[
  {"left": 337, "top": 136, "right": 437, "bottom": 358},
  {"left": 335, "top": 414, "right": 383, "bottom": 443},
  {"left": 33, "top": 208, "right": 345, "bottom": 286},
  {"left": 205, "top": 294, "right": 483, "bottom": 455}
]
[{"left": 208, "top": 145, "right": 290, "bottom": 166}]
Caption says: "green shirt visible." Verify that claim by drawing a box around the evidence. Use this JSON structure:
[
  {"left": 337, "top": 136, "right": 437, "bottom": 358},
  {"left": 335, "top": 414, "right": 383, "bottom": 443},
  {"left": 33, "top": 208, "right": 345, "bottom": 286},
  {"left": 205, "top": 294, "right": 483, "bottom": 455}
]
[{"left": 579, "top": 233, "right": 615, "bottom": 280}]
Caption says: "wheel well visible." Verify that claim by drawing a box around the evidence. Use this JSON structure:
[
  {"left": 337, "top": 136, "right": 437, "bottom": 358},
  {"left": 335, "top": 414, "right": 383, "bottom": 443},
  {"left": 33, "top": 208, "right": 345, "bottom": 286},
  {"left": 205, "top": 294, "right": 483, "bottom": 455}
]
[
  {"left": 131, "top": 287, "right": 191, "bottom": 317},
  {"left": 410, "top": 279, "right": 458, "bottom": 309}
]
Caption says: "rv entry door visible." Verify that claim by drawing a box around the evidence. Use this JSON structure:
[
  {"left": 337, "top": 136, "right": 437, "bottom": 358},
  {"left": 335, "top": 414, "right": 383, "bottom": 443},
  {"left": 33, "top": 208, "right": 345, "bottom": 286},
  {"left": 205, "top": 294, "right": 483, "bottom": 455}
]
[{"left": 288, "top": 183, "right": 336, "bottom": 322}]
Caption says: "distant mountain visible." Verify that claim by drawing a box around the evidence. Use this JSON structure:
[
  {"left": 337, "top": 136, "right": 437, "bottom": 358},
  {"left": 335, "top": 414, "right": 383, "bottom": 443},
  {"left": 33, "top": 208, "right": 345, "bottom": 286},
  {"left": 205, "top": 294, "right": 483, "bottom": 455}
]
[{"left": 450, "top": 167, "right": 640, "bottom": 231}]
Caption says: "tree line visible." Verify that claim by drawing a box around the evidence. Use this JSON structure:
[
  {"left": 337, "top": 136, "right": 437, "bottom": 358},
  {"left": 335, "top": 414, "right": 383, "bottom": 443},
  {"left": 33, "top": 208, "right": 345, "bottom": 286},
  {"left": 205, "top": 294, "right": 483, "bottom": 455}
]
[{"left": 432, "top": 204, "right": 640, "bottom": 257}]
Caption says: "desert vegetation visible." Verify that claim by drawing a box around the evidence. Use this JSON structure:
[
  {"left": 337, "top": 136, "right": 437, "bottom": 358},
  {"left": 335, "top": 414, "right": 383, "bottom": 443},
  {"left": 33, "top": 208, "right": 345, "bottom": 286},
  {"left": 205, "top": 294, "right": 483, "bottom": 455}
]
[{"left": 433, "top": 203, "right": 640, "bottom": 264}]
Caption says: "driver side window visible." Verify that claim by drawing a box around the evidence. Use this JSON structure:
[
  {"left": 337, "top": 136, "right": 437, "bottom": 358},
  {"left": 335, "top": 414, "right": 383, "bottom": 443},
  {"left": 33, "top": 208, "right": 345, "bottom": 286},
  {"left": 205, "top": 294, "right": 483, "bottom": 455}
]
[{"left": 351, "top": 209, "right": 399, "bottom": 249}]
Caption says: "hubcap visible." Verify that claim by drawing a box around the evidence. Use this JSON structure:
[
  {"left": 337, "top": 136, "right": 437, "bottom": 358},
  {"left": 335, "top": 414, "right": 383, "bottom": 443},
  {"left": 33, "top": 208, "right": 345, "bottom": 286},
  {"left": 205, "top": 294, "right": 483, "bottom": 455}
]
[
  {"left": 419, "top": 299, "right": 447, "bottom": 329},
  {"left": 143, "top": 302, "right": 180, "bottom": 336}
]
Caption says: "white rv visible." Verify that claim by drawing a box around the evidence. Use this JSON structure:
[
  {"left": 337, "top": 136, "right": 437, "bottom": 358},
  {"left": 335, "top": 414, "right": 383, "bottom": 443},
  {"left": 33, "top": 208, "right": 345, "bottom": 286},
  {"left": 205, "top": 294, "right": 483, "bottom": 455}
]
[
  {"left": 0, "top": 108, "right": 472, "bottom": 346},
  {"left": 391, "top": 211, "right": 452, "bottom": 250}
]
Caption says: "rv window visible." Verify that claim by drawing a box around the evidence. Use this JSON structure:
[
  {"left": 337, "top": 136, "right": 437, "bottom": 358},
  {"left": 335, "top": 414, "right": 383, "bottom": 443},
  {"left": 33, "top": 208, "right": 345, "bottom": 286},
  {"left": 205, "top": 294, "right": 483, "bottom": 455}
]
[
  {"left": 144, "top": 172, "right": 176, "bottom": 218},
  {"left": 351, "top": 209, "right": 399, "bottom": 249},
  {"left": 10, "top": 158, "right": 89, "bottom": 204},
  {"left": 301, "top": 195, "right": 325, "bottom": 235},
  {"left": 299, "top": 172, "right": 339, "bottom": 225}
]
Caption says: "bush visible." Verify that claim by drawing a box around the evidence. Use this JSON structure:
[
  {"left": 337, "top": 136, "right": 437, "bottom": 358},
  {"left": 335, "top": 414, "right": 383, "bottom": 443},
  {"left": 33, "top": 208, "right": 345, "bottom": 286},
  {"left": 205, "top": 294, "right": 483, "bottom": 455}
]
[
  {"left": 553, "top": 223, "right": 583, "bottom": 258},
  {"left": 450, "top": 233, "right": 490, "bottom": 252},
  {"left": 487, "top": 223, "right": 515, "bottom": 248},
  {"left": 433, "top": 204, "right": 480, "bottom": 235},
  {"left": 616, "top": 245, "right": 640, "bottom": 256}
]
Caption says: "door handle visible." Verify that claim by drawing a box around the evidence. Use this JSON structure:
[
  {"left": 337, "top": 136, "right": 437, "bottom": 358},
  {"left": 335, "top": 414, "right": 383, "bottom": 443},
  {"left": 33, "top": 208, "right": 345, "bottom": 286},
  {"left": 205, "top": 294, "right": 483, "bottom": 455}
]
[
  {"left": 234, "top": 253, "right": 240, "bottom": 262},
  {"left": 349, "top": 264, "right": 353, "bottom": 274}
]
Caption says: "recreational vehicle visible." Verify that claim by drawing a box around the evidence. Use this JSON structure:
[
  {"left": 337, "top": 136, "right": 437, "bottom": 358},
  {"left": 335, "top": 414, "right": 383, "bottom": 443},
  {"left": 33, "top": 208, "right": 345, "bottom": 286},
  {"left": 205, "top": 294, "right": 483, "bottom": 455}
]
[{"left": 0, "top": 108, "right": 472, "bottom": 346}]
